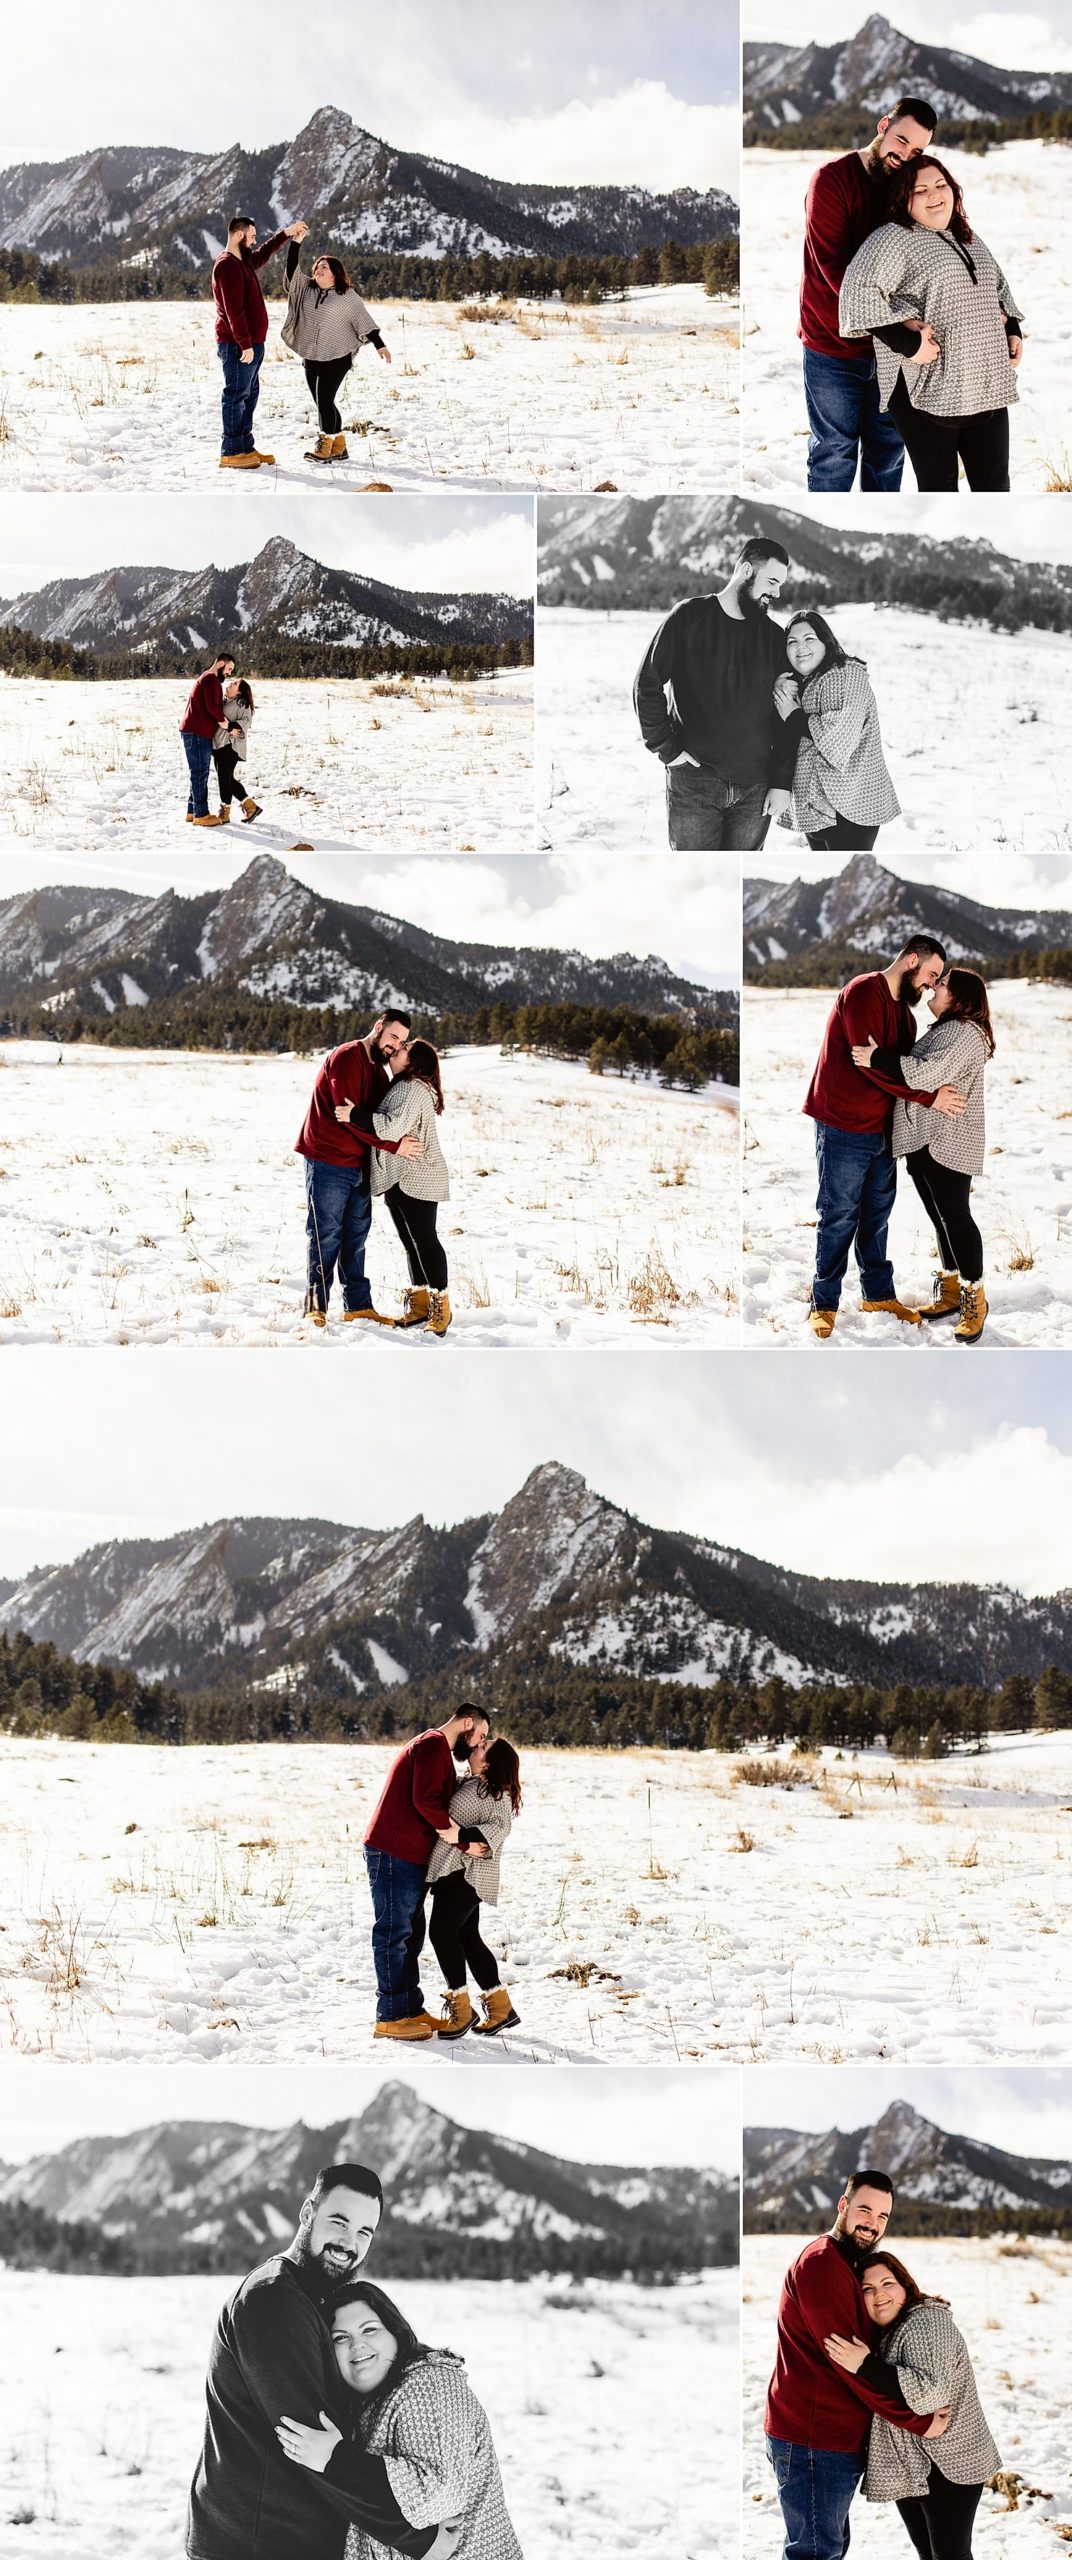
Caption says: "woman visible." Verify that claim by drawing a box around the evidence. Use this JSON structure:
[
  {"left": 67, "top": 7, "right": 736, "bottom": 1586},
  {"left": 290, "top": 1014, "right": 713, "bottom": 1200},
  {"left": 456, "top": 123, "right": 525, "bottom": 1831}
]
[
  {"left": 337, "top": 1039, "right": 452, "bottom": 1336},
  {"left": 426, "top": 1733, "right": 522, "bottom": 2040},
  {"left": 276, "top": 2280, "right": 524, "bottom": 2560},
  {"left": 852, "top": 966, "right": 994, "bottom": 1344},
  {"left": 773, "top": 610, "right": 900, "bottom": 850},
  {"left": 283, "top": 244, "right": 392, "bottom": 463},
  {"left": 824, "top": 2250, "right": 1000, "bottom": 2560},
  {"left": 212, "top": 678, "right": 260, "bottom": 824},
  {"left": 839, "top": 156, "right": 1024, "bottom": 492}
]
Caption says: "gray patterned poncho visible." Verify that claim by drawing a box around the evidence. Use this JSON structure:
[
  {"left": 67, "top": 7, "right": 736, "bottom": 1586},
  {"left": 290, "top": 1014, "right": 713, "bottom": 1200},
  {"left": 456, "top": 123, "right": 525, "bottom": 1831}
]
[
  {"left": 889, "top": 1015, "right": 988, "bottom": 1176},
  {"left": 864, "top": 2300, "right": 1000, "bottom": 2503},
  {"left": 344, "top": 2351, "right": 524, "bottom": 2560},
  {"left": 778, "top": 657, "right": 900, "bottom": 836},
  {"left": 839, "top": 221, "right": 1023, "bottom": 418}
]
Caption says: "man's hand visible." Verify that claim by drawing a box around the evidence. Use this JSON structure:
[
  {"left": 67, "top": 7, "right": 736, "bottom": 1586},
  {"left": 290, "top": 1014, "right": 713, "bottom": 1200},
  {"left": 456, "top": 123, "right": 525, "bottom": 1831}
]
[
  {"left": 906, "top": 322, "right": 941, "bottom": 366},
  {"left": 763, "top": 788, "right": 792, "bottom": 820},
  {"left": 397, "top": 1133, "right": 426, "bottom": 1159},
  {"left": 823, "top": 2331, "right": 869, "bottom": 2375},
  {"left": 439, "top": 1821, "right": 460, "bottom": 1844},
  {"left": 932, "top": 1084, "right": 967, "bottom": 1116},
  {"left": 427, "top": 2522, "right": 464, "bottom": 2560},
  {"left": 240, "top": 347, "right": 254, "bottom": 365},
  {"left": 668, "top": 750, "right": 701, "bottom": 768},
  {"left": 773, "top": 672, "right": 800, "bottom": 720},
  {"left": 923, "top": 2410, "right": 952, "bottom": 2439},
  {"left": 334, "top": 1102, "right": 355, "bottom": 1123},
  {"left": 287, "top": 221, "right": 309, "bottom": 242},
  {"left": 275, "top": 2410, "right": 343, "bottom": 2473}
]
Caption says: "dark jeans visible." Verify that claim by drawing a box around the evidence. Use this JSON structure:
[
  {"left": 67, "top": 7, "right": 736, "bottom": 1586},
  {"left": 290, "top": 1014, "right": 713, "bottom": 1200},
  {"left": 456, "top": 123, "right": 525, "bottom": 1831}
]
[
  {"left": 806, "top": 819, "right": 880, "bottom": 851},
  {"left": 304, "top": 1157, "right": 373, "bottom": 1312},
  {"left": 428, "top": 1871, "right": 501, "bottom": 1993},
  {"left": 766, "top": 2438, "right": 864, "bottom": 2560},
  {"left": 803, "top": 347, "right": 906, "bottom": 492},
  {"left": 887, "top": 378, "right": 1010, "bottom": 492},
  {"left": 218, "top": 337, "right": 265, "bottom": 454},
  {"left": 666, "top": 764, "right": 771, "bottom": 851},
  {"left": 304, "top": 354, "right": 353, "bottom": 435},
  {"left": 812, "top": 1119, "right": 897, "bottom": 1311},
  {"left": 364, "top": 1847, "right": 428, "bottom": 2021},
  {"left": 383, "top": 1188, "right": 448, "bottom": 1291},
  {"left": 905, "top": 1145, "right": 983, "bottom": 1283},
  {"left": 212, "top": 744, "right": 244, "bottom": 808},
  {"left": 182, "top": 731, "right": 213, "bottom": 817},
  {"left": 897, "top": 2475, "right": 984, "bottom": 2560}
]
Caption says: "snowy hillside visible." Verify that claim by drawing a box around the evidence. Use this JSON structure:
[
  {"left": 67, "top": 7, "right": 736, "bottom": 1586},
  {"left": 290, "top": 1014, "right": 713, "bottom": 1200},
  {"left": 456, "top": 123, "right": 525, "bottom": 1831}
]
[
  {"left": 743, "top": 850, "right": 1072, "bottom": 976},
  {"left": 743, "top": 982, "right": 1072, "bottom": 1348},
  {"left": 0, "top": 669, "right": 533, "bottom": 856},
  {"left": 743, "top": 12, "right": 1072, "bottom": 127},
  {"left": 0, "top": 1041, "right": 741, "bottom": 1347},
  {"left": 0, "top": 1732, "right": 1068, "bottom": 2064},
  {"left": 0, "top": 288, "right": 740, "bottom": 495},
  {"left": 741, "top": 144, "right": 1071, "bottom": 494},
  {"left": 744, "top": 2098, "right": 1072, "bottom": 2225}
]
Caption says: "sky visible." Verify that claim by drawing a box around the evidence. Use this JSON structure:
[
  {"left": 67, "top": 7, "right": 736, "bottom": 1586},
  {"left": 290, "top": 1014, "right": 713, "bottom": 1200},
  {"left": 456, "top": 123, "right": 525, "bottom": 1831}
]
[
  {"left": 0, "top": 2, "right": 741, "bottom": 196},
  {"left": 0, "top": 496, "right": 535, "bottom": 606},
  {"left": 773, "top": 492, "right": 1072, "bottom": 569},
  {"left": 0, "top": 2063, "right": 740, "bottom": 2173},
  {"left": 2, "top": 1355, "right": 1072, "bottom": 1594},
  {"left": 746, "top": 4, "right": 1072, "bottom": 61},
  {"left": 744, "top": 2066, "right": 1072, "bottom": 2164},
  {"left": 0, "top": 850, "right": 741, "bottom": 988},
  {"left": 747, "top": 843, "right": 1072, "bottom": 901}
]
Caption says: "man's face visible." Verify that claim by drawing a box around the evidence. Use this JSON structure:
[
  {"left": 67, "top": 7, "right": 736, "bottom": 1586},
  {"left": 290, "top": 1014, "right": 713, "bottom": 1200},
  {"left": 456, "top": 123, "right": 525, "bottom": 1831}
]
[
  {"left": 296, "top": 2185, "right": 381, "bottom": 2297},
  {"left": 904, "top": 952, "right": 945, "bottom": 996},
  {"left": 371, "top": 1019, "right": 411, "bottom": 1070},
  {"left": 835, "top": 2184, "right": 891, "bottom": 2250},
  {"left": 235, "top": 224, "right": 257, "bottom": 253},
  {"left": 871, "top": 114, "right": 933, "bottom": 171},
  {"left": 215, "top": 659, "right": 236, "bottom": 681},
  {"left": 453, "top": 1715, "right": 490, "bottom": 1765},
  {"left": 741, "top": 557, "right": 788, "bottom": 614}
]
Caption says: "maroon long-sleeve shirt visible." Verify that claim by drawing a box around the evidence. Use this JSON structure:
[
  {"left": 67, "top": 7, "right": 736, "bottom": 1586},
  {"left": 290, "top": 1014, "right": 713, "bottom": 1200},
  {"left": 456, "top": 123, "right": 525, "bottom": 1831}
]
[
  {"left": 212, "top": 232, "right": 289, "bottom": 346},
  {"left": 294, "top": 1041, "right": 402, "bottom": 1172},
  {"left": 804, "top": 972, "right": 936, "bottom": 1134},
  {"left": 800, "top": 155, "right": 886, "bottom": 360},
  {"left": 364, "top": 1730, "right": 458, "bottom": 1865},
  {"left": 180, "top": 669, "right": 226, "bottom": 739},
  {"left": 765, "top": 2234, "right": 938, "bottom": 2453}
]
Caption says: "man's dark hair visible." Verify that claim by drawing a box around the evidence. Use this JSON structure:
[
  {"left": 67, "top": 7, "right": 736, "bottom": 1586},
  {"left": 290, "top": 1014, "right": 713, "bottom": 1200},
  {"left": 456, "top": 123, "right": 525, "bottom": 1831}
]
[
  {"left": 228, "top": 214, "right": 256, "bottom": 239},
  {"left": 845, "top": 2169, "right": 896, "bottom": 2204},
  {"left": 309, "top": 2163, "right": 384, "bottom": 2215},
  {"left": 736, "top": 537, "right": 790, "bottom": 572},
  {"left": 380, "top": 1009, "right": 412, "bottom": 1032},
  {"left": 886, "top": 97, "right": 937, "bottom": 133},
  {"left": 894, "top": 934, "right": 946, "bottom": 967},
  {"left": 212, "top": 650, "right": 237, "bottom": 669}
]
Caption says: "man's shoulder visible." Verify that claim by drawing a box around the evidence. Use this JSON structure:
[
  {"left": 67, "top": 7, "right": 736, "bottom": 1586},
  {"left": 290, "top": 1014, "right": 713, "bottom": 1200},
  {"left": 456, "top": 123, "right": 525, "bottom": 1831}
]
[{"left": 808, "top": 153, "right": 861, "bottom": 203}]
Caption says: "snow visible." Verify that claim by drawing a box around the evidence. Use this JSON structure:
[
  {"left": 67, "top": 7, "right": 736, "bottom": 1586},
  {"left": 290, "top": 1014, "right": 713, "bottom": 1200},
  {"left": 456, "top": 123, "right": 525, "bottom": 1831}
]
[
  {"left": 0, "top": 670, "right": 533, "bottom": 857},
  {"left": 0, "top": 2267, "right": 737, "bottom": 2560},
  {"left": 741, "top": 143, "right": 1071, "bottom": 494},
  {"left": 742, "top": 983, "right": 1072, "bottom": 1348},
  {"left": 0, "top": 287, "right": 739, "bottom": 496},
  {"left": 744, "top": 2237, "right": 1072, "bottom": 2557},
  {"left": 537, "top": 605, "right": 1072, "bottom": 855},
  {"left": 0, "top": 1731, "right": 1068, "bottom": 2066},
  {"left": 0, "top": 1042, "right": 740, "bottom": 1347}
]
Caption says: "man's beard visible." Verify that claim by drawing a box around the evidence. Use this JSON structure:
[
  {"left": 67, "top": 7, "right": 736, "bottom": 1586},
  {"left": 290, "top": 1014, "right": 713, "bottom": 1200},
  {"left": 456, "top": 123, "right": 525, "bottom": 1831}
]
[
  {"left": 368, "top": 1035, "right": 391, "bottom": 1066},
  {"left": 452, "top": 1735, "right": 476, "bottom": 1763},
  {"left": 739, "top": 577, "right": 771, "bottom": 621},
  {"left": 293, "top": 2227, "right": 361, "bottom": 2302},
  {"left": 834, "top": 2209, "right": 879, "bottom": 2260}
]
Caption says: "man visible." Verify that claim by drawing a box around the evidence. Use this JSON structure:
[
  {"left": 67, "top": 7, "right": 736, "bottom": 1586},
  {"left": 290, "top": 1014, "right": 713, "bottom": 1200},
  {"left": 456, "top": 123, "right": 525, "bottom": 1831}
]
[
  {"left": 800, "top": 98, "right": 937, "bottom": 491},
  {"left": 803, "top": 936, "right": 967, "bottom": 1339},
  {"left": 633, "top": 537, "right": 798, "bottom": 851},
  {"left": 187, "top": 2160, "right": 459, "bottom": 2560},
  {"left": 765, "top": 2170, "right": 951, "bottom": 2560},
  {"left": 180, "top": 650, "right": 235, "bottom": 826},
  {"left": 295, "top": 1014, "right": 424, "bottom": 1329},
  {"left": 213, "top": 211, "right": 309, "bottom": 471},
  {"left": 363, "top": 1706, "right": 490, "bottom": 2042}
]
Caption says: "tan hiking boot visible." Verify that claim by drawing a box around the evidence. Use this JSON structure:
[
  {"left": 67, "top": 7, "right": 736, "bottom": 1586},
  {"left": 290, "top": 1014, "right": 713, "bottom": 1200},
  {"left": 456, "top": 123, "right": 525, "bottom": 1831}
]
[
  {"left": 305, "top": 434, "right": 335, "bottom": 462},
  {"left": 916, "top": 1270, "right": 960, "bottom": 1321},
  {"left": 241, "top": 797, "right": 262, "bottom": 823},
  {"left": 249, "top": 449, "right": 275, "bottom": 465},
  {"left": 373, "top": 2015, "right": 434, "bottom": 2041},
  {"left": 955, "top": 1281, "right": 988, "bottom": 1345},
  {"left": 471, "top": 1986, "right": 520, "bottom": 2037},
  {"left": 428, "top": 1290, "right": 452, "bottom": 1337},
  {"left": 218, "top": 803, "right": 231, "bottom": 823},
  {"left": 191, "top": 813, "right": 223, "bottom": 826},
  {"left": 861, "top": 1297, "right": 921, "bottom": 1326},
  {"left": 396, "top": 1287, "right": 431, "bottom": 1329},
  {"left": 219, "top": 452, "right": 262, "bottom": 469},
  {"left": 331, "top": 434, "right": 348, "bottom": 459},
  {"left": 305, "top": 1306, "right": 327, "bottom": 1329},
  {"left": 342, "top": 1306, "right": 395, "bottom": 1327},
  {"left": 808, "top": 1306, "right": 836, "bottom": 1340},
  {"left": 435, "top": 1989, "right": 474, "bottom": 2040}
]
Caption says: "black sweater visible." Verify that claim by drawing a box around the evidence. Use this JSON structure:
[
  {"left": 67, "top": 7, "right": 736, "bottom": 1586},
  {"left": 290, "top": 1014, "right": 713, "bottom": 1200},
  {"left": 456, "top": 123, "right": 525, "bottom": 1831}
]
[{"left": 633, "top": 595, "right": 797, "bottom": 787}]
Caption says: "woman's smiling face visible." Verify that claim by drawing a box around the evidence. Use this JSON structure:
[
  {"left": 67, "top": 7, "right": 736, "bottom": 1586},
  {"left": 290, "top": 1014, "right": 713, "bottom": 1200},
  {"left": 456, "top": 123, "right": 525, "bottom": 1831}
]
[
  {"left": 909, "top": 167, "right": 956, "bottom": 230},
  {"left": 860, "top": 2263, "right": 909, "bottom": 2327},
  {"left": 785, "top": 623, "right": 826, "bottom": 678},
  {"left": 331, "top": 2304, "right": 400, "bottom": 2395}
]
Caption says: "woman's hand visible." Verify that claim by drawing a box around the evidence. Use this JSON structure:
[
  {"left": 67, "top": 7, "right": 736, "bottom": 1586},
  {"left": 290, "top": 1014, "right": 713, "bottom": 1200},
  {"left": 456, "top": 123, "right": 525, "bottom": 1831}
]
[
  {"left": 275, "top": 2411, "right": 343, "bottom": 2473},
  {"left": 824, "top": 2332, "right": 870, "bottom": 2375},
  {"left": 1007, "top": 332, "right": 1023, "bottom": 368},
  {"left": 773, "top": 672, "right": 800, "bottom": 720},
  {"left": 334, "top": 1101, "right": 355, "bottom": 1123},
  {"left": 851, "top": 1037, "right": 878, "bottom": 1068},
  {"left": 378, "top": 345, "right": 393, "bottom": 364},
  {"left": 906, "top": 322, "right": 941, "bottom": 366}
]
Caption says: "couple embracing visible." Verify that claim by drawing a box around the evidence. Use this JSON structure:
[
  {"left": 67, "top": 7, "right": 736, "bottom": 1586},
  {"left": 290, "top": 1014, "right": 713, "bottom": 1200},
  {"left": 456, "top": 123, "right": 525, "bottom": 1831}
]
[
  {"left": 364, "top": 1706, "right": 523, "bottom": 2045},
  {"left": 296, "top": 1013, "right": 453, "bottom": 1338}
]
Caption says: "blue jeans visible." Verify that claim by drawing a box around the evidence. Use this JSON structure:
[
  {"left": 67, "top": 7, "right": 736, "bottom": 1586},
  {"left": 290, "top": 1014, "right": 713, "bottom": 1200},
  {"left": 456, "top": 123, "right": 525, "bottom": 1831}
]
[
  {"left": 218, "top": 338, "right": 264, "bottom": 454},
  {"left": 812, "top": 1120, "right": 897, "bottom": 1311},
  {"left": 364, "top": 1848, "right": 428, "bottom": 2021},
  {"left": 666, "top": 765, "right": 771, "bottom": 851},
  {"left": 803, "top": 348, "right": 905, "bottom": 493},
  {"left": 767, "top": 2441, "right": 864, "bottom": 2560},
  {"left": 182, "top": 731, "right": 213, "bottom": 817},
  {"left": 304, "top": 1158, "right": 374, "bottom": 1312}
]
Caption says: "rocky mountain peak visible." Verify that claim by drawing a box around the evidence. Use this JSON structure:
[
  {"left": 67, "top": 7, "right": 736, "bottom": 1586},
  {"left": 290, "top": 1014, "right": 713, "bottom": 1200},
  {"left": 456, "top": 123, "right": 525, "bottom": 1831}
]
[{"left": 464, "top": 1464, "right": 631, "bottom": 1648}]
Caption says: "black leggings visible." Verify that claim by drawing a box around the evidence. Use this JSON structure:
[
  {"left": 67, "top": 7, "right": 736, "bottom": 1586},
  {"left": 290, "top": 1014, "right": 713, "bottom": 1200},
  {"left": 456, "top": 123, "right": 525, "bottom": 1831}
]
[
  {"left": 906, "top": 1144, "right": 983, "bottom": 1283},
  {"left": 897, "top": 2474, "right": 984, "bottom": 2560},
  {"left": 212, "top": 745, "right": 245, "bottom": 807},
  {"left": 304, "top": 355, "right": 353, "bottom": 435},
  {"left": 887, "top": 377, "right": 1010, "bottom": 492},
  {"left": 383, "top": 1189, "right": 448, "bottom": 1291},
  {"left": 806, "top": 819, "right": 880, "bottom": 850},
  {"left": 428, "top": 1872, "right": 500, "bottom": 1992}
]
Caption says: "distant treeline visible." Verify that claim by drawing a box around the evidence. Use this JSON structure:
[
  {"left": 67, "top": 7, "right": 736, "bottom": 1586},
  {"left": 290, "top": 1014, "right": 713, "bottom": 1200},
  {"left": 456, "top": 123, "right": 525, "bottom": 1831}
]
[
  {"left": 0, "top": 237, "right": 738, "bottom": 308},
  {"left": 744, "top": 110, "right": 1072, "bottom": 152},
  {"left": 0, "top": 623, "right": 531, "bottom": 685},
  {"left": 745, "top": 943, "right": 1072, "bottom": 990},
  {"left": 2, "top": 1630, "right": 1068, "bottom": 1753},
  {"left": 1, "top": 993, "right": 739, "bottom": 1085},
  {"left": 745, "top": 2203, "right": 1072, "bottom": 2240}
]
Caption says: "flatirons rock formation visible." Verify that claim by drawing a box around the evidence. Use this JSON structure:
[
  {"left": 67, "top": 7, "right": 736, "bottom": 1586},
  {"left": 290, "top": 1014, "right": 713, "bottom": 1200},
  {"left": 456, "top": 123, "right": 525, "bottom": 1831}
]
[
  {"left": 744, "top": 13, "right": 1072, "bottom": 132},
  {"left": 744, "top": 852, "right": 1072, "bottom": 978},
  {"left": 744, "top": 2099, "right": 1072, "bottom": 2230}
]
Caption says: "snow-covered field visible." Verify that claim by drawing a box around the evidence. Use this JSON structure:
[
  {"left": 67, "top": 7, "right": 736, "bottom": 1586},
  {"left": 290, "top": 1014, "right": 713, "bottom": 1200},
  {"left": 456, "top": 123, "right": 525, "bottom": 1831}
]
[
  {"left": 741, "top": 142, "right": 1072, "bottom": 494},
  {"left": 0, "top": 286, "right": 739, "bottom": 496},
  {"left": 0, "top": 1042, "right": 740, "bottom": 1347},
  {"left": 743, "top": 982, "right": 1072, "bottom": 1347},
  {"left": 537, "top": 606, "right": 1072, "bottom": 855},
  {"left": 1, "top": 1732, "right": 1068, "bottom": 2066},
  {"left": 0, "top": 670, "right": 533, "bottom": 855},
  {"left": 743, "top": 2235, "right": 1072, "bottom": 2560},
  {"left": 0, "top": 2267, "right": 737, "bottom": 2560}
]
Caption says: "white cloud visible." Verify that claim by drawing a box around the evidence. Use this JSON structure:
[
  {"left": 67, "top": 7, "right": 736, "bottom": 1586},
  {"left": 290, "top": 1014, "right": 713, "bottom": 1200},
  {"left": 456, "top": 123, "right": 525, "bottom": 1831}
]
[
  {"left": 412, "top": 86, "right": 741, "bottom": 196},
  {"left": 948, "top": 13, "right": 1072, "bottom": 69}
]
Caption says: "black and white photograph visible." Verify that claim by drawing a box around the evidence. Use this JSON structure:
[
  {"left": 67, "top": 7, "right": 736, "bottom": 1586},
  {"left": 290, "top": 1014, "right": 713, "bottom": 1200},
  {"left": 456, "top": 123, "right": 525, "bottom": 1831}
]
[
  {"left": 0, "top": 2065, "right": 741, "bottom": 2560},
  {"left": 740, "top": 4, "right": 1072, "bottom": 494}
]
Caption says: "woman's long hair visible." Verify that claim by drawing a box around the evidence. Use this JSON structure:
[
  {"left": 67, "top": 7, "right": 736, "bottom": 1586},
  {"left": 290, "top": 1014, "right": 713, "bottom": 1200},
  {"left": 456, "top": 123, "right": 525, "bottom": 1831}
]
[
  {"left": 942, "top": 966, "right": 995, "bottom": 1058},
  {"left": 315, "top": 253, "right": 352, "bottom": 293},
  {"left": 403, "top": 1038, "right": 445, "bottom": 1115},
  {"left": 482, "top": 1738, "right": 522, "bottom": 1815},
  {"left": 861, "top": 2250, "right": 949, "bottom": 2337},
  {"left": 887, "top": 154, "right": 973, "bottom": 245},
  {"left": 234, "top": 679, "right": 254, "bottom": 713},
  {"left": 784, "top": 610, "right": 866, "bottom": 680}
]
